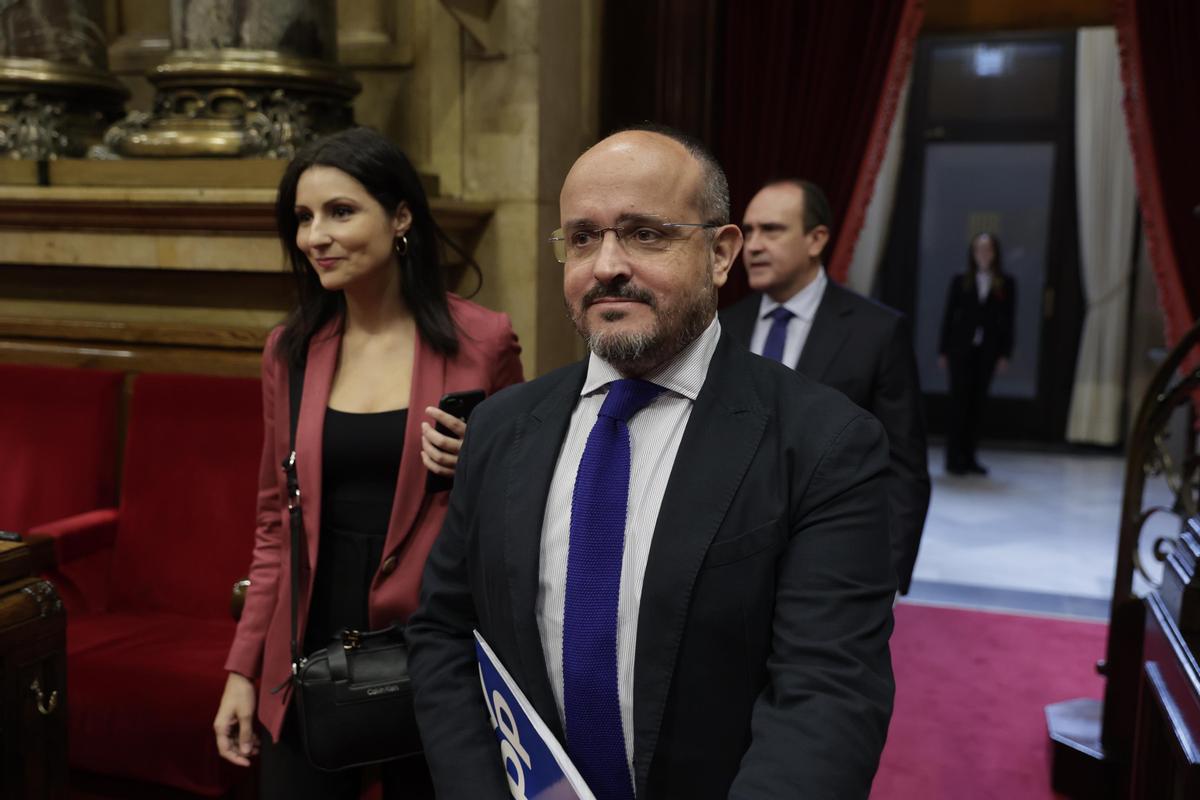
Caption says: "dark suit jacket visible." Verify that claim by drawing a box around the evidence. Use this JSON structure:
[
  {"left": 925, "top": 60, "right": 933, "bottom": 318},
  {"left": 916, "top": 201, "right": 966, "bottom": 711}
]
[
  {"left": 407, "top": 331, "right": 896, "bottom": 800},
  {"left": 937, "top": 273, "right": 1017, "bottom": 363},
  {"left": 721, "top": 282, "right": 931, "bottom": 594}
]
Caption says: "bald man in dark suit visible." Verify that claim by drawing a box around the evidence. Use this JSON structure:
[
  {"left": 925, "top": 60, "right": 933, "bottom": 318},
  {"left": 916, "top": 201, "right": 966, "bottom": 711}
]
[{"left": 409, "top": 131, "right": 894, "bottom": 800}]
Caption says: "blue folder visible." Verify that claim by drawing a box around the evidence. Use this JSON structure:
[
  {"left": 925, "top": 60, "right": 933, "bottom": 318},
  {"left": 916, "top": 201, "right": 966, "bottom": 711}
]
[{"left": 474, "top": 630, "right": 596, "bottom": 800}]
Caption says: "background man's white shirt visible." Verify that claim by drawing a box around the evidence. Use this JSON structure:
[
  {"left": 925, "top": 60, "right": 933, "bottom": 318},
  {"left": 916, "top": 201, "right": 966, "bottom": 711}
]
[{"left": 749, "top": 267, "right": 829, "bottom": 365}]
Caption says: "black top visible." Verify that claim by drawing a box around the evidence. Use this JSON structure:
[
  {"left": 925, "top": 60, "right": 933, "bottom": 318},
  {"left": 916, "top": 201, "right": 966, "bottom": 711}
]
[{"left": 303, "top": 407, "right": 406, "bottom": 655}]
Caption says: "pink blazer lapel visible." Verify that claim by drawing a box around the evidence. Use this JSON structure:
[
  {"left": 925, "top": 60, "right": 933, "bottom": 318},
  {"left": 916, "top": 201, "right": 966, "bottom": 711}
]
[
  {"left": 297, "top": 324, "right": 340, "bottom": 575},
  {"left": 383, "top": 330, "right": 446, "bottom": 557}
]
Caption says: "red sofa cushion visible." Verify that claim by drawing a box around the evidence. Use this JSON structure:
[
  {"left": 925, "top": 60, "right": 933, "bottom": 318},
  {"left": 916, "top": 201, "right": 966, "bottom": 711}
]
[
  {"left": 108, "top": 373, "right": 263, "bottom": 619},
  {"left": 0, "top": 364, "right": 121, "bottom": 531},
  {"left": 68, "top": 611, "right": 244, "bottom": 797}
]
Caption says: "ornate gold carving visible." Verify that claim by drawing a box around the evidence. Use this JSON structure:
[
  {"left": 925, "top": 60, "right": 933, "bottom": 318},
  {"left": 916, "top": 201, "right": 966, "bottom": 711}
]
[
  {"left": 0, "top": 57, "right": 128, "bottom": 158},
  {"left": 104, "top": 49, "right": 359, "bottom": 158},
  {"left": 19, "top": 580, "right": 62, "bottom": 617}
]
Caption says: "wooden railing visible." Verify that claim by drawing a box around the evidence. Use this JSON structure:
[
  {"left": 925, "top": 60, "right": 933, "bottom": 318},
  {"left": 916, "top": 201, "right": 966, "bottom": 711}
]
[{"left": 1049, "top": 317, "right": 1200, "bottom": 798}]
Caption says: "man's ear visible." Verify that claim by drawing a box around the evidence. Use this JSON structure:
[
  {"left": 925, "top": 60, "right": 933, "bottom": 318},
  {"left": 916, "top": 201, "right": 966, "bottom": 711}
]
[
  {"left": 709, "top": 224, "right": 743, "bottom": 290},
  {"left": 807, "top": 225, "right": 831, "bottom": 260},
  {"left": 394, "top": 201, "right": 413, "bottom": 237}
]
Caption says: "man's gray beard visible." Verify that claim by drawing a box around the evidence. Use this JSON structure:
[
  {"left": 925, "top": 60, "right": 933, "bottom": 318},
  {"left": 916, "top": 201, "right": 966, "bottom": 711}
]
[{"left": 575, "top": 283, "right": 716, "bottom": 376}]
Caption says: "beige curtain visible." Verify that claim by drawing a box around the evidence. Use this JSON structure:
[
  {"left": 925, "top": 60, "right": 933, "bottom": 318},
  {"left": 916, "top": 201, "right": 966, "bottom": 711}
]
[
  {"left": 1066, "top": 27, "right": 1137, "bottom": 445},
  {"left": 846, "top": 72, "right": 911, "bottom": 296}
]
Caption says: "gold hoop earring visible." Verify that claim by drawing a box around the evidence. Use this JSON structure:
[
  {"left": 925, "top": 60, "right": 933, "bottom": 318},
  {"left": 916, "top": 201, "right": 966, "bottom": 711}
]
[{"left": 395, "top": 235, "right": 409, "bottom": 257}]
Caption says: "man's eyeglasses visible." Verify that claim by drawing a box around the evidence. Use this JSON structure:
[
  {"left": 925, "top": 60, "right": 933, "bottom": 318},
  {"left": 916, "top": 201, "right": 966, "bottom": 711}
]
[{"left": 548, "top": 220, "right": 718, "bottom": 264}]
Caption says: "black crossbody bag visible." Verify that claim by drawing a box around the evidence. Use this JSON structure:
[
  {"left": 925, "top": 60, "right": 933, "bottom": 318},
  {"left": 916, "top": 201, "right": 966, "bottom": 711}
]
[{"left": 283, "top": 360, "right": 423, "bottom": 771}]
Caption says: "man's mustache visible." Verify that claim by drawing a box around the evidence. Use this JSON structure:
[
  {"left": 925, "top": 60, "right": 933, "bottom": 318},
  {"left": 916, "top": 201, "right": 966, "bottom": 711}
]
[{"left": 581, "top": 282, "right": 656, "bottom": 309}]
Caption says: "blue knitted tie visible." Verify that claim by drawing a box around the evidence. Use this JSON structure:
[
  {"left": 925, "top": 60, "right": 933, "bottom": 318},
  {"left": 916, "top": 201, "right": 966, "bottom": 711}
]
[
  {"left": 761, "top": 306, "right": 794, "bottom": 363},
  {"left": 563, "top": 378, "right": 665, "bottom": 800}
]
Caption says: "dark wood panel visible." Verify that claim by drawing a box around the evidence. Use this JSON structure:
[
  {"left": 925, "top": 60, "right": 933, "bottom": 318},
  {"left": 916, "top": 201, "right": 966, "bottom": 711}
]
[
  {"left": 0, "top": 318, "right": 267, "bottom": 349},
  {"left": 1132, "top": 593, "right": 1200, "bottom": 799},
  {"left": 0, "top": 571, "right": 67, "bottom": 800},
  {"left": 0, "top": 194, "right": 494, "bottom": 240},
  {"left": 0, "top": 340, "right": 262, "bottom": 378},
  {"left": 0, "top": 264, "right": 293, "bottom": 309},
  {"left": 0, "top": 197, "right": 275, "bottom": 233}
]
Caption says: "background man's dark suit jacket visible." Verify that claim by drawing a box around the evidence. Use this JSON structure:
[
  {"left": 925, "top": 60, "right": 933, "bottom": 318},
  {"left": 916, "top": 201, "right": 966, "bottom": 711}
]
[
  {"left": 407, "top": 332, "right": 896, "bottom": 800},
  {"left": 721, "top": 282, "right": 931, "bottom": 594}
]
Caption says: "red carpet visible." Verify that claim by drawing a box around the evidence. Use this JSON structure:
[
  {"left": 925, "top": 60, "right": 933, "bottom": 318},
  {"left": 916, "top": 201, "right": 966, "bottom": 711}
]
[{"left": 872, "top": 602, "right": 1107, "bottom": 800}]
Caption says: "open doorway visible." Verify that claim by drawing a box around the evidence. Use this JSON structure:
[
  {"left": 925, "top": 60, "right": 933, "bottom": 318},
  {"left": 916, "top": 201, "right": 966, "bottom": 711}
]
[{"left": 880, "top": 31, "right": 1086, "bottom": 443}]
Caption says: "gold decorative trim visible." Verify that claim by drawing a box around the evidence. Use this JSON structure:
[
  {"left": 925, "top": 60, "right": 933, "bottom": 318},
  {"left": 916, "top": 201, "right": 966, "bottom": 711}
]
[
  {"left": 0, "top": 57, "right": 129, "bottom": 98},
  {"left": 152, "top": 50, "right": 360, "bottom": 97}
]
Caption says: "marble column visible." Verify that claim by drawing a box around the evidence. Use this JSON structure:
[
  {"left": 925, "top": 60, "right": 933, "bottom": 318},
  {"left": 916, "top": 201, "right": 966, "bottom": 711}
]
[
  {"left": 0, "top": 0, "right": 128, "bottom": 158},
  {"left": 105, "top": 0, "right": 359, "bottom": 158}
]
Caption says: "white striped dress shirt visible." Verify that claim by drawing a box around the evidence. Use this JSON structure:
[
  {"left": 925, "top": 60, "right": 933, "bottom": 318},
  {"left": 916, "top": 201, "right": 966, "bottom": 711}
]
[
  {"left": 749, "top": 266, "right": 828, "bottom": 367},
  {"left": 536, "top": 316, "right": 721, "bottom": 777}
]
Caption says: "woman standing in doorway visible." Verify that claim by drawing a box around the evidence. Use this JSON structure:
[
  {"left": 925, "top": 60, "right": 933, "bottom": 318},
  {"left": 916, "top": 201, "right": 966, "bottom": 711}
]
[
  {"left": 937, "top": 231, "right": 1015, "bottom": 476},
  {"left": 212, "top": 127, "right": 523, "bottom": 797}
]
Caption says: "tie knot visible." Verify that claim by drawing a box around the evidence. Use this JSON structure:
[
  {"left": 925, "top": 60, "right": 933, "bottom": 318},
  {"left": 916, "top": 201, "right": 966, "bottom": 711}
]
[
  {"left": 767, "top": 306, "right": 794, "bottom": 323},
  {"left": 598, "top": 379, "right": 665, "bottom": 422}
]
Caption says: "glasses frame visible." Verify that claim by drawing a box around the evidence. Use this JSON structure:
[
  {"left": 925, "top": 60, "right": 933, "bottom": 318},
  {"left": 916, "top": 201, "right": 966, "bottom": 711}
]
[{"left": 548, "top": 221, "right": 719, "bottom": 264}]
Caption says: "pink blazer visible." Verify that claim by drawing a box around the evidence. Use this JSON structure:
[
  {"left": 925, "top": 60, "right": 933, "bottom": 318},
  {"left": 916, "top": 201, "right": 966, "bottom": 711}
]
[{"left": 225, "top": 295, "right": 524, "bottom": 740}]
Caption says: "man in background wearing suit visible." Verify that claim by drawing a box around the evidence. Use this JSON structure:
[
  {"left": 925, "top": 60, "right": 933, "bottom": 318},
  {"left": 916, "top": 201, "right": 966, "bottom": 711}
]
[
  {"left": 721, "top": 180, "right": 930, "bottom": 595},
  {"left": 408, "top": 128, "right": 895, "bottom": 799}
]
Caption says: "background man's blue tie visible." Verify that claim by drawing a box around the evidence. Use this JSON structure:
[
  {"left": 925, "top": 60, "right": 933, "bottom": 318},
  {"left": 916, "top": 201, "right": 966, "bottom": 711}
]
[
  {"left": 563, "top": 378, "right": 665, "bottom": 800},
  {"left": 761, "top": 306, "right": 795, "bottom": 363}
]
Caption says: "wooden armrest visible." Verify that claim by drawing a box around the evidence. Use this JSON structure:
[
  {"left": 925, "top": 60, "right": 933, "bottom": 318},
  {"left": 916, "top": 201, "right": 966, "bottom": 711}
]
[{"left": 26, "top": 509, "right": 119, "bottom": 565}]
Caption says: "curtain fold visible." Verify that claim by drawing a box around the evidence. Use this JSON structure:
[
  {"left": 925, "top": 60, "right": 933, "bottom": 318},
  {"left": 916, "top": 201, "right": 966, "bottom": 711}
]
[
  {"left": 846, "top": 71, "right": 911, "bottom": 296},
  {"left": 1114, "top": 0, "right": 1200, "bottom": 349},
  {"left": 716, "top": 0, "right": 923, "bottom": 303},
  {"left": 1065, "top": 27, "right": 1136, "bottom": 445}
]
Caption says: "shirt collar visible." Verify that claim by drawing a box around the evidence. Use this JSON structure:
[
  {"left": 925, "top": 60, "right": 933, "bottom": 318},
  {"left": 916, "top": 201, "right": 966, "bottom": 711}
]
[
  {"left": 581, "top": 315, "right": 721, "bottom": 402},
  {"left": 758, "top": 266, "right": 828, "bottom": 323}
]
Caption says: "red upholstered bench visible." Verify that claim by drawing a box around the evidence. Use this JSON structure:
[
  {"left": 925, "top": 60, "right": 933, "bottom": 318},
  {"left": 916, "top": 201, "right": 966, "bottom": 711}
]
[
  {"left": 0, "top": 363, "right": 124, "bottom": 612},
  {"left": 0, "top": 363, "right": 122, "bottom": 532},
  {"left": 31, "top": 372, "right": 263, "bottom": 797}
]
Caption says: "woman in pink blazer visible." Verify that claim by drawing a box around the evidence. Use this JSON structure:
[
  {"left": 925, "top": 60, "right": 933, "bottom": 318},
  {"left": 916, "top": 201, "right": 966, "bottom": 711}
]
[{"left": 213, "top": 128, "right": 523, "bottom": 798}]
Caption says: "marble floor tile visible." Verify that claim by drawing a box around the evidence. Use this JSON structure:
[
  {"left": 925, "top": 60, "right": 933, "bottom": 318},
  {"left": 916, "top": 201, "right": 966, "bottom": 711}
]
[{"left": 910, "top": 445, "right": 1177, "bottom": 613}]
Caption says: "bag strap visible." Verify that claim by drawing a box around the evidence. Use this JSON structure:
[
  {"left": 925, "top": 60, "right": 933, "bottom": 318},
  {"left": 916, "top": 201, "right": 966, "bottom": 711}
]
[{"left": 285, "top": 358, "right": 305, "bottom": 677}]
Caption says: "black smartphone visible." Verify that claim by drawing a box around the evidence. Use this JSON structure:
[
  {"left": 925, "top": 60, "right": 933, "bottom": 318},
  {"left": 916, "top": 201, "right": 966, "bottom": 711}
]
[{"left": 426, "top": 389, "right": 487, "bottom": 493}]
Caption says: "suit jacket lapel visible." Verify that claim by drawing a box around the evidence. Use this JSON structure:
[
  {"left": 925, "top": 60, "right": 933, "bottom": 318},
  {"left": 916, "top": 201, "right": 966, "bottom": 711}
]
[
  {"left": 631, "top": 335, "right": 767, "bottom": 796},
  {"left": 504, "top": 363, "right": 587, "bottom": 742},
  {"left": 382, "top": 329, "right": 446, "bottom": 558},
  {"left": 298, "top": 324, "right": 339, "bottom": 575},
  {"left": 795, "top": 282, "right": 851, "bottom": 382}
]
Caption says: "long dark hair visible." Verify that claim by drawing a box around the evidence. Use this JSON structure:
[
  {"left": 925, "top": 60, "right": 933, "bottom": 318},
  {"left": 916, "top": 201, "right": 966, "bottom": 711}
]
[
  {"left": 274, "top": 127, "right": 472, "bottom": 366},
  {"left": 962, "top": 231, "right": 1008, "bottom": 298}
]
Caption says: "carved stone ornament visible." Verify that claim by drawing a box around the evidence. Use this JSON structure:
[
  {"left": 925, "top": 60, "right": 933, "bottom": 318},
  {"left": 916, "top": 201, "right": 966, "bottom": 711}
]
[{"left": 20, "top": 580, "right": 63, "bottom": 618}]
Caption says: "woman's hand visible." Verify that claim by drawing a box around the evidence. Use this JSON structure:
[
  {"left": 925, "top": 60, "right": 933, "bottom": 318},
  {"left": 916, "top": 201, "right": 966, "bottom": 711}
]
[
  {"left": 996, "top": 357, "right": 1010, "bottom": 374},
  {"left": 422, "top": 407, "right": 467, "bottom": 477},
  {"left": 214, "top": 672, "right": 259, "bottom": 766},
  {"left": 937, "top": 355, "right": 947, "bottom": 371}
]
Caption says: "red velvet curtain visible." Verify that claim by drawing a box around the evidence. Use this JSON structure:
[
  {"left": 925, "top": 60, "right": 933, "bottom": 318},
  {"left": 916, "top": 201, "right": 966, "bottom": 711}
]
[
  {"left": 716, "top": 0, "right": 923, "bottom": 304},
  {"left": 1115, "top": 0, "right": 1200, "bottom": 346}
]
